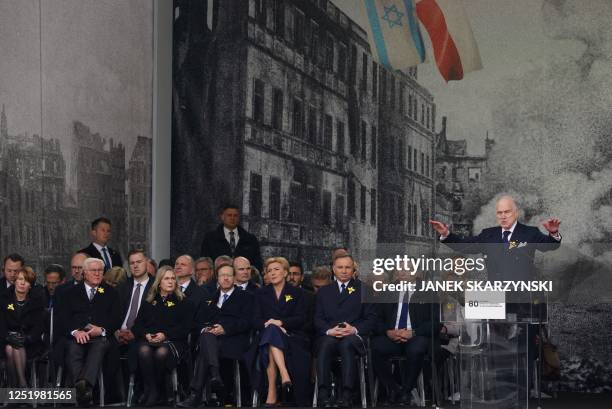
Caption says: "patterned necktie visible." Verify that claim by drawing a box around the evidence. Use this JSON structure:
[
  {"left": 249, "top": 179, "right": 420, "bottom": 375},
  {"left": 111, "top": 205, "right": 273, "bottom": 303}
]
[
  {"left": 229, "top": 231, "right": 236, "bottom": 254},
  {"left": 101, "top": 247, "right": 112, "bottom": 270},
  {"left": 221, "top": 293, "right": 229, "bottom": 307},
  {"left": 125, "top": 284, "right": 141, "bottom": 329},
  {"left": 89, "top": 287, "right": 96, "bottom": 301},
  {"left": 502, "top": 230, "right": 511, "bottom": 243}
]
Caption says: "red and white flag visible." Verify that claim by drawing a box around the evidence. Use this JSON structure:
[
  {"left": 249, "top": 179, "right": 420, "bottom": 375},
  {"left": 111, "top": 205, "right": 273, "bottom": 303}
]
[{"left": 416, "top": 0, "right": 482, "bottom": 81}]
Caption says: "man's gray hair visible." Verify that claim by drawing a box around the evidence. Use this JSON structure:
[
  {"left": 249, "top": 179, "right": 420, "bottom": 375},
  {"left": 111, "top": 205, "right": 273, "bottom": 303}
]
[
  {"left": 83, "top": 257, "right": 104, "bottom": 271},
  {"left": 195, "top": 257, "right": 213, "bottom": 267}
]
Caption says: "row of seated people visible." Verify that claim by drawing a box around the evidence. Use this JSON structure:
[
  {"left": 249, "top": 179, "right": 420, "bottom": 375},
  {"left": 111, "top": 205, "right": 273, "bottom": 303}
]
[{"left": 0, "top": 251, "right": 442, "bottom": 408}]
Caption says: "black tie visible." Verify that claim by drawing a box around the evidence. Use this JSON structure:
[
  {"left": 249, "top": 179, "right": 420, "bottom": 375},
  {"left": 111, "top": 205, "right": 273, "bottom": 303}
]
[
  {"left": 502, "top": 230, "right": 511, "bottom": 243},
  {"left": 341, "top": 283, "right": 346, "bottom": 293},
  {"left": 229, "top": 231, "right": 236, "bottom": 254}
]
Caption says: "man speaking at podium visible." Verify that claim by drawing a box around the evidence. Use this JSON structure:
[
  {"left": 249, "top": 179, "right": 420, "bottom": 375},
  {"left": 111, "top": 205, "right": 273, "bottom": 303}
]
[
  {"left": 429, "top": 195, "right": 562, "bottom": 402},
  {"left": 429, "top": 195, "right": 562, "bottom": 282}
]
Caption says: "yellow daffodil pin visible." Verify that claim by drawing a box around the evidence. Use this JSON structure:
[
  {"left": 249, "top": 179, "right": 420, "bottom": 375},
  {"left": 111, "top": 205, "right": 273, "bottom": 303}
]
[
  {"left": 97, "top": 287, "right": 105, "bottom": 294},
  {"left": 166, "top": 301, "right": 175, "bottom": 307},
  {"left": 285, "top": 295, "right": 293, "bottom": 302},
  {"left": 347, "top": 287, "right": 355, "bottom": 294},
  {"left": 7, "top": 303, "right": 14, "bottom": 311}
]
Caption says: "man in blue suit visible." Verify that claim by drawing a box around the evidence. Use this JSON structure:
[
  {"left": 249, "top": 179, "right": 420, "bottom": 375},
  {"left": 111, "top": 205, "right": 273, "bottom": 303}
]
[
  {"left": 314, "top": 254, "right": 377, "bottom": 408},
  {"left": 429, "top": 195, "right": 562, "bottom": 282},
  {"left": 430, "top": 195, "right": 562, "bottom": 395}
]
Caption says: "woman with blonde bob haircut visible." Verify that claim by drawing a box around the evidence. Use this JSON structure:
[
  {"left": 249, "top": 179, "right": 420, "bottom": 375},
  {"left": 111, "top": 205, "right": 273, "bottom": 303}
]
[
  {"left": 132, "top": 266, "right": 192, "bottom": 406},
  {"left": 248, "top": 256, "right": 311, "bottom": 406}
]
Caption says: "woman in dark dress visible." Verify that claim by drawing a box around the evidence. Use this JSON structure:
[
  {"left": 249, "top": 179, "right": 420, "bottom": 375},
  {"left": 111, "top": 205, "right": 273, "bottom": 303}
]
[
  {"left": 0, "top": 267, "right": 45, "bottom": 387},
  {"left": 132, "top": 266, "right": 193, "bottom": 406},
  {"left": 252, "top": 257, "right": 310, "bottom": 406}
]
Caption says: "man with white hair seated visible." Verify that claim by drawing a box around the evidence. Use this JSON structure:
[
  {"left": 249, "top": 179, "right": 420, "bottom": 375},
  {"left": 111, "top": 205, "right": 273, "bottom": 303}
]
[{"left": 60, "top": 258, "right": 121, "bottom": 407}]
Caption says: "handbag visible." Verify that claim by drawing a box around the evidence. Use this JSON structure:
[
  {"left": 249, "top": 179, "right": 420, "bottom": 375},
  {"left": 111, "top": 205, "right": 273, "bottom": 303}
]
[{"left": 6, "top": 331, "right": 26, "bottom": 348}]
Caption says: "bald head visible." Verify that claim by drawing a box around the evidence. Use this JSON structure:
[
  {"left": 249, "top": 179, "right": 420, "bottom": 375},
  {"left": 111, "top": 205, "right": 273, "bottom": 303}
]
[{"left": 495, "top": 195, "right": 519, "bottom": 229}]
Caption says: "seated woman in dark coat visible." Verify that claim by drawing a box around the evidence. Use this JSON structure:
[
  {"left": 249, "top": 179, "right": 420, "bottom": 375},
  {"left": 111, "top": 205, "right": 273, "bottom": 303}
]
[
  {"left": 252, "top": 257, "right": 310, "bottom": 406},
  {"left": 0, "top": 267, "right": 46, "bottom": 387},
  {"left": 132, "top": 266, "right": 193, "bottom": 406}
]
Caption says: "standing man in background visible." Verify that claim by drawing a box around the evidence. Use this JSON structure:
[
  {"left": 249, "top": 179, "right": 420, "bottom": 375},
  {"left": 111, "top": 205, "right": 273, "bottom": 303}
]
[
  {"left": 200, "top": 205, "right": 263, "bottom": 272},
  {"left": 79, "top": 217, "right": 123, "bottom": 271}
]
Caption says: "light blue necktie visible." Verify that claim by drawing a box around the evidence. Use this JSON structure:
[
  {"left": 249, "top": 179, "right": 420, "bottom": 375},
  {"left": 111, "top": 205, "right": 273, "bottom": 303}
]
[{"left": 221, "top": 293, "right": 229, "bottom": 307}]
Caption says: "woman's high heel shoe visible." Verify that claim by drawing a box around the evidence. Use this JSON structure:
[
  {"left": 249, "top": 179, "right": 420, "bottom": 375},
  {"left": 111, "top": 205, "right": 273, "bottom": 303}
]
[{"left": 280, "top": 382, "right": 295, "bottom": 406}]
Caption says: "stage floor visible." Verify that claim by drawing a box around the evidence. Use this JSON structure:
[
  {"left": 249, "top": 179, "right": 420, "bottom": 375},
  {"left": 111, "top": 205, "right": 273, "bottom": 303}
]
[{"left": 138, "top": 392, "right": 612, "bottom": 409}]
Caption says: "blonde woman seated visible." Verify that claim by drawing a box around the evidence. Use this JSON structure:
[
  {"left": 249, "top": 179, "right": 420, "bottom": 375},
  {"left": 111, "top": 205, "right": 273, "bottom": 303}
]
[
  {"left": 250, "top": 257, "right": 311, "bottom": 406},
  {"left": 132, "top": 266, "right": 194, "bottom": 406}
]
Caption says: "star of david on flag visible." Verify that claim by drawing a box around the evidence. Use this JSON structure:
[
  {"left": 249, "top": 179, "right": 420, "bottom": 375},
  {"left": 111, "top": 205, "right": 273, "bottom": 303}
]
[{"left": 351, "top": 0, "right": 481, "bottom": 81}]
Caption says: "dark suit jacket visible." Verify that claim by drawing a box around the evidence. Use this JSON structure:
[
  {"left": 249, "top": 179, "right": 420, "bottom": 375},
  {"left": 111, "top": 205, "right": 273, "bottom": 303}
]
[
  {"left": 0, "top": 289, "right": 46, "bottom": 349},
  {"left": 442, "top": 222, "right": 561, "bottom": 281},
  {"left": 78, "top": 243, "right": 123, "bottom": 268},
  {"left": 200, "top": 224, "right": 263, "bottom": 272},
  {"left": 314, "top": 279, "right": 377, "bottom": 337},
  {"left": 132, "top": 293, "right": 193, "bottom": 343},
  {"left": 252, "top": 283, "right": 307, "bottom": 339},
  {"left": 194, "top": 286, "right": 253, "bottom": 359},
  {"left": 116, "top": 277, "right": 154, "bottom": 329},
  {"left": 60, "top": 282, "right": 122, "bottom": 338},
  {"left": 239, "top": 281, "right": 260, "bottom": 294},
  {"left": 376, "top": 283, "right": 440, "bottom": 338},
  {"left": 0, "top": 277, "right": 12, "bottom": 300},
  {"left": 182, "top": 278, "right": 206, "bottom": 308}
]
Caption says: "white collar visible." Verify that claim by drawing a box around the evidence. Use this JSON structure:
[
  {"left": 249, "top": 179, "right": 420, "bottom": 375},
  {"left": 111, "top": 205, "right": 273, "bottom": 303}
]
[
  {"left": 93, "top": 242, "right": 107, "bottom": 252},
  {"left": 223, "top": 226, "right": 237, "bottom": 235},
  {"left": 337, "top": 280, "right": 351, "bottom": 292},
  {"left": 220, "top": 287, "right": 235, "bottom": 298}
]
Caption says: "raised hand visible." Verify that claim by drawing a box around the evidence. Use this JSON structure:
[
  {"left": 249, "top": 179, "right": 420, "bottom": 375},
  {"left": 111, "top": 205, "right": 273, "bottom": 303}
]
[
  {"left": 542, "top": 218, "right": 561, "bottom": 234},
  {"left": 429, "top": 220, "right": 450, "bottom": 237}
]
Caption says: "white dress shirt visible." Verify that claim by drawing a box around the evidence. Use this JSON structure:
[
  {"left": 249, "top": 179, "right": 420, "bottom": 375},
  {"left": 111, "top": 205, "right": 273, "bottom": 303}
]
[
  {"left": 223, "top": 227, "right": 239, "bottom": 246},
  {"left": 394, "top": 289, "right": 413, "bottom": 330},
  {"left": 120, "top": 276, "right": 150, "bottom": 329},
  {"left": 218, "top": 287, "right": 235, "bottom": 308}
]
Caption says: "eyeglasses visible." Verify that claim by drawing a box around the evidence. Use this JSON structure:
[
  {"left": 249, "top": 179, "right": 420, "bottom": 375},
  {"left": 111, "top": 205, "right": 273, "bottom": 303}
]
[{"left": 87, "top": 269, "right": 105, "bottom": 273}]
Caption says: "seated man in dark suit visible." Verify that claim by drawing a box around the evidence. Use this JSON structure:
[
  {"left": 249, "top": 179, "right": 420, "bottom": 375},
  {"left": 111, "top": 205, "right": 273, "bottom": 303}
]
[
  {"left": 1, "top": 253, "right": 25, "bottom": 299},
  {"left": 61, "top": 258, "right": 121, "bottom": 406},
  {"left": 105, "top": 249, "right": 154, "bottom": 402},
  {"left": 233, "top": 256, "right": 260, "bottom": 293},
  {"left": 315, "top": 254, "right": 377, "bottom": 408},
  {"left": 179, "top": 263, "right": 254, "bottom": 408},
  {"left": 195, "top": 257, "right": 214, "bottom": 287},
  {"left": 371, "top": 268, "right": 440, "bottom": 404},
  {"left": 78, "top": 217, "right": 123, "bottom": 272},
  {"left": 200, "top": 205, "right": 263, "bottom": 272},
  {"left": 175, "top": 254, "right": 206, "bottom": 305}
]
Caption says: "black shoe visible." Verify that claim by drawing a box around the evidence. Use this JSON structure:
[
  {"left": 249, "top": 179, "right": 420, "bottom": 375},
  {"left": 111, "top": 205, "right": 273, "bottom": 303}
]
[
  {"left": 209, "top": 376, "right": 224, "bottom": 394},
  {"left": 205, "top": 397, "right": 223, "bottom": 407},
  {"left": 177, "top": 392, "right": 201, "bottom": 408},
  {"left": 388, "top": 386, "right": 407, "bottom": 405},
  {"left": 75, "top": 380, "right": 92, "bottom": 407},
  {"left": 321, "top": 398, "right": 336, "bottom": 408},
  {"left": 280, "top": 382, "right": 294, "bottom": 405},
  {"left": 336, "top": 390, "right": 352, "bottom": 408}
]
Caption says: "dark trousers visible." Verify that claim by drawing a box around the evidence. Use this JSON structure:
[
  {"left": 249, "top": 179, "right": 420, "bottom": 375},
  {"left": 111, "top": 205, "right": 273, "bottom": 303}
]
[
  {"left": 66, "top": 337, "right": 109, "bottom": 386},
  {"left": 316, "top": 335, "right": 364, "bottom": 397},
  {"left": 190, "top": 332, "right": 220, "bottom": 392},
  {"left": 371, "top": 335, "right": 429, "bottom": 393}
]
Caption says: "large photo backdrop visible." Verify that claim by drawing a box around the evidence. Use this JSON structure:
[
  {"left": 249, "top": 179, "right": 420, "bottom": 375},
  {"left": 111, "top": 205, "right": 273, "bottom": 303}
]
[
  {"left": 0, "top": 0, "right": 154, "bottom": 270},
  {"left": 171, "top": 0, "right": 611, "bottom": 391}
]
